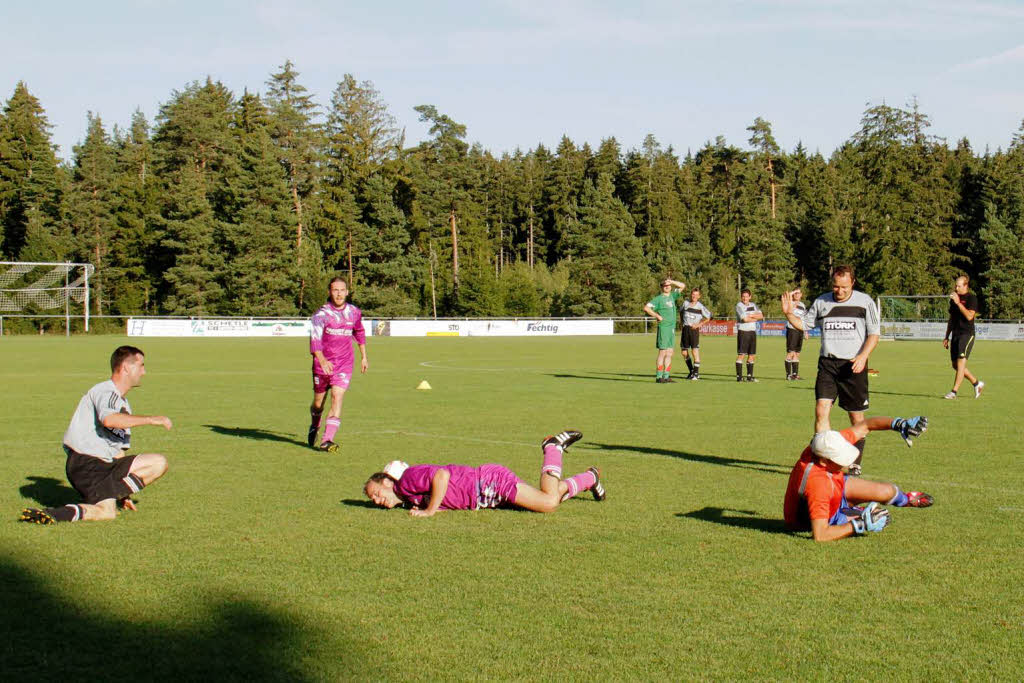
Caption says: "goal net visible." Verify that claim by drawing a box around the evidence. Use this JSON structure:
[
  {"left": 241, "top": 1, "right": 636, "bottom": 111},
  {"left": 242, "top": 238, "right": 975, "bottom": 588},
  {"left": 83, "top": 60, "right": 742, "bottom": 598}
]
[
  {"left": 0, "top": 261, "right": 94, "bottom": 333},
  {"left": 879, "top": 295, "right": 949, "bottom": 322}
]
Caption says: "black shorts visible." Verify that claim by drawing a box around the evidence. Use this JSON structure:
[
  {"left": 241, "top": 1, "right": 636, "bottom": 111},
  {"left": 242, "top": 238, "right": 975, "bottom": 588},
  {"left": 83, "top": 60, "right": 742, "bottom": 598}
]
[
  {"left": 681, "top": 326, "right": 700, "bottom": 350},
  {"left": 815, "top": 357, "right": 869, "bottom": 413},
  {"left": 950, "top": 334, "right": 975, "bottom": 365},
  {"left": 737, "top": 330, "right": 757, "bottom": 355},
  {"left": 65, "top": 447, "right": 138, "bottom": 504},
  {"left": 786, "top": 327, "right": 804, "bottom": 353}
]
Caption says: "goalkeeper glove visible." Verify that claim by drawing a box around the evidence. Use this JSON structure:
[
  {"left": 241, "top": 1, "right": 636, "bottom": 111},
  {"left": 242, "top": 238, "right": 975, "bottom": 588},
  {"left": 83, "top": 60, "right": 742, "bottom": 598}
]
[
  {"left": 892, "top": 416, "right": 928, "bottom": 447},
  {"left": 849, "top": 502, "right": 891, "bottom": 535}
]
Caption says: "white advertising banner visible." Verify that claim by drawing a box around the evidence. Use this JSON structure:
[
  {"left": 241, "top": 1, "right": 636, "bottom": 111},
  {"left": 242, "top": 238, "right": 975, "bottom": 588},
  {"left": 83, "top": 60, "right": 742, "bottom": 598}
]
[
  {"left": 383, "top": 319, "right": 613, "bottom": 337},
  {"left": 881, "top": 321, "right": 1024, "bottom": 341},
  {"left": 127, "top": 318, "right": 374, "bottom": 338}
]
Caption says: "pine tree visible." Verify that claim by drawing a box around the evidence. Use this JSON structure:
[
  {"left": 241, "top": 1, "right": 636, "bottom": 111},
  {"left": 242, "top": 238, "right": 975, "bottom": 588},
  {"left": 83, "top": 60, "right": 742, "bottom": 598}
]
[
  {"left": 0, "top": 82, "right": 63, "bottom": 259},
  {"left": 560, "top": 173, "right": 647, "bottom": 316},
  {"left": 151, "top": 78, "right": 239, "bottom": 314},
  {"left": 224, "top": 90, "right": 300, "bottom": 315},
  {"left": 67, "top": 113, "right": 117, "bottom": 315}
]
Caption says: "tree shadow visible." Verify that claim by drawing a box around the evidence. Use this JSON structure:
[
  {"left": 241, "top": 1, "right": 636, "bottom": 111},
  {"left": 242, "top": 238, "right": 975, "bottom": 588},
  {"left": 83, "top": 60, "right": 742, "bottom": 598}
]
[
  {"left": 0, "top": 557, "right": 378, "bottom": 681},
  {"left": 204, "top": 424, "right": 308, "bottom": 448},
  {"left": 678, "top": 507, "right": 796, "bottom": 535},
  {"left": 19, "top": 476, "right": 79, "bottom": 508},
  {"left": 588, "top": 442, "right": 789, "bottom": 475}
]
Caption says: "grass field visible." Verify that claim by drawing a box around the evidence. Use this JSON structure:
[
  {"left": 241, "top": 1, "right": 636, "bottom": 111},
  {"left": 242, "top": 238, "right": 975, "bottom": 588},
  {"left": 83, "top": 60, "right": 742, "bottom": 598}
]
[{"left": 1, "top": 333, "right": 1022, "bottom": 680}]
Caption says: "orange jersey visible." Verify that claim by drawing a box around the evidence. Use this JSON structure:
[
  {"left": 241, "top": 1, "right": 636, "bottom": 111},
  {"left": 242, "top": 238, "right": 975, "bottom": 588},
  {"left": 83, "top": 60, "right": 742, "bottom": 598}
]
[{"left": 783, "top": 428, "right": 857, "bottom": 530}]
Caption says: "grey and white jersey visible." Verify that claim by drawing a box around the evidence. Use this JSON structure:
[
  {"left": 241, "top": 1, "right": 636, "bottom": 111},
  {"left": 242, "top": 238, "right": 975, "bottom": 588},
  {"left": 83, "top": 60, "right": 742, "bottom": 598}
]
[
  {"left": 735, "top": 301, "right": 761, "bottom": 332},
  {"left": 681, "top": 301, "right": 712, "bottom": 327},
  {"left": 786, "top": 300, "right": 807, "bottom": 330},
  {"left": 63, "top": 379, "right": 131, "bottom": 462},
  {"left": 802, "top": 290, "right": 880, "bottom": 359}
]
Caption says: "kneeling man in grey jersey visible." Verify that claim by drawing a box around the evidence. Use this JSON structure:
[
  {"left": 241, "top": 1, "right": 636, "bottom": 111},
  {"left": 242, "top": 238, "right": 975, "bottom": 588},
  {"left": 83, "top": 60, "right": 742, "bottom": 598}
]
[
  {"left": 20, "top": 346, "right": 172, "bottom": 524},
  {"left": 782, "top": 265, "right": 880, "bottom": 474}
]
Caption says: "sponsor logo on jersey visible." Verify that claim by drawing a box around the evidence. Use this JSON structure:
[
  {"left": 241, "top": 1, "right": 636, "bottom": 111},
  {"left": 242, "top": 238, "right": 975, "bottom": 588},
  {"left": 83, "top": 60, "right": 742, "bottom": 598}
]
[
  {"left": 824, "top": 320, "right": 858, "bottom": 331},
  {"left": 325, "top": 327, "right": 353, "bottom": 336}
]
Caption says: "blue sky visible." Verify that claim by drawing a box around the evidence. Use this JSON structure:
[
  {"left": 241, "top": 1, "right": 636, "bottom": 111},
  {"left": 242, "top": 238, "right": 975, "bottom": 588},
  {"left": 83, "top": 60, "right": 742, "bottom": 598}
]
[{"left": 4, "top": 0, "right": 1023, "bottom": 161}]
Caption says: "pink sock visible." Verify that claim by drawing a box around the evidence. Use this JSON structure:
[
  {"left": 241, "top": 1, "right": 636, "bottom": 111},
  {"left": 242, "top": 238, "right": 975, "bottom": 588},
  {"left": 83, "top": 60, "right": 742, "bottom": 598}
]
[
  {"left": 542, "top": 444, "right": 563, "bottom": 478},
  {"left": 561, "top": 470, "right": 597, "bottom": 501},
  {"left": 323, "top": 417, "right": 341, "bottom": 443}
]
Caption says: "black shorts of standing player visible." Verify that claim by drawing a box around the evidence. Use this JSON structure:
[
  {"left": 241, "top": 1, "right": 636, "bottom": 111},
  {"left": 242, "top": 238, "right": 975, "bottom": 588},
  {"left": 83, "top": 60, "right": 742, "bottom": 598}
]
[
  {"left": 681, "top": 326, "right": 700, "bottom": 350},
  {"left": 786, "top": 327, "right": 804, "bottom": 354},
  {"left": 64, "top": 447, "right": 140, "bottom": 504},
  {"left": 815, "top": 357, "right": 869, "bottom": 413},
  {"left": 949, "top": 333, "right": 975, "bottom": 367},
  {"left": 737, "top": 330, "right": 757, "bottom": 355}
]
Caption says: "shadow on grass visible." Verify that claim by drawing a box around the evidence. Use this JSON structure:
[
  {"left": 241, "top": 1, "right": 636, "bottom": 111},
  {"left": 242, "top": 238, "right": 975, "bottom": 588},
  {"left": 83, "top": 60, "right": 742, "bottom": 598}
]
[
  {"left": 204, "top": 424, "right": 308, "bottom": 448},
  {"left": 588, "top": 442, "right": 789, "bottom": 475},
  {"left": 19, "top": 476, "right": 78, "bottom": 508},
  {"left": 340, "top": 498, "right": 380, "bottom": 508},
  {"left": 678, "top": 507, "right": 795, "bottom": 535},
  {"left": 0, "top": 557, "right": 375, "bottom": 681}
]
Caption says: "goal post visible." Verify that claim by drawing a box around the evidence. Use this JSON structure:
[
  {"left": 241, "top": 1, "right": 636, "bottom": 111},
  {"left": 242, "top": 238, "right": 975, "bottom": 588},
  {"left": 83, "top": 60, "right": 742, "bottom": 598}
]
[{"left": 0, "top": 261, "right": 94, "bottom": 336}]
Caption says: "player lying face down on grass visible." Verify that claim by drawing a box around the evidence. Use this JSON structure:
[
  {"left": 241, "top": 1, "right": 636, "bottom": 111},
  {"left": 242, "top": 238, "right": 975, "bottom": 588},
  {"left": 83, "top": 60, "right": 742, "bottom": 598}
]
[
  {"left": 783, "top": 416, "right": 933, "bottom": 542},
  {"left": 363, "top": 431, "right": 604, "bottom": 517}
]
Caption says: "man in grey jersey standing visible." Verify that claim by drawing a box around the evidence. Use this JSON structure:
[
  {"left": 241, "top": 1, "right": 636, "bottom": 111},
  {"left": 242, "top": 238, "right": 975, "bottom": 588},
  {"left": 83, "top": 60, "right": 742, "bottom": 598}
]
[
  {"left": 782, "top": 265, "right": 880, "bottom": 474},
  {"left": 19, "top": 345, "right": 172, "bottom": 524},
  {"left": 680, "top": 288, "right": 712, "bottom": 380}
]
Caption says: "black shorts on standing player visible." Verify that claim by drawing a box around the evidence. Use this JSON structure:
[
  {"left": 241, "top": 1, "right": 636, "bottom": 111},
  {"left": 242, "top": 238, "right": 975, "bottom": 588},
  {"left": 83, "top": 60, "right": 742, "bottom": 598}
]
[
  {"left": 815, "top": 357, "right": 869, "bottom": 413},
  {"left": 681, "top": 326, "right": 700, "bottom": 350},
  {"left": 737, "top": 330, "right": 757, "bottom": 356},
  {"left": 786, "top": 327, "right": 804, "bottom": 354}
]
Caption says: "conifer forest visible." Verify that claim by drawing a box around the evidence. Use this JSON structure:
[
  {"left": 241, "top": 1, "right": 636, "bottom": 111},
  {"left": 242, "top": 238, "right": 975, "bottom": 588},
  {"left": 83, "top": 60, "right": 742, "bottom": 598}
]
[{"left": 2, "top": 62, "right": 1023, "bottom": 321}]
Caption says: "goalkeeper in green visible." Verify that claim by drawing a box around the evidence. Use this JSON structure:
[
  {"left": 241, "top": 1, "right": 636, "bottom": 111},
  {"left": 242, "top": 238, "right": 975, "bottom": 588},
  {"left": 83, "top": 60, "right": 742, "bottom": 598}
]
[{"left": 643, "top": 279, "right": 686, "bottom": 383}]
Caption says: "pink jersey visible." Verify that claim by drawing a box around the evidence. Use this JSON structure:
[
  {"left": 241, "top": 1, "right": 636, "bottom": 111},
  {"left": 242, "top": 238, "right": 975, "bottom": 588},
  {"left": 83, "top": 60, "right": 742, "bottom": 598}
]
[
  {"left": 395, "top": 464, "right": 522, "bottom": 510},
  {"left": 310, "top": 301, "right": 365, "bottom": 373}
]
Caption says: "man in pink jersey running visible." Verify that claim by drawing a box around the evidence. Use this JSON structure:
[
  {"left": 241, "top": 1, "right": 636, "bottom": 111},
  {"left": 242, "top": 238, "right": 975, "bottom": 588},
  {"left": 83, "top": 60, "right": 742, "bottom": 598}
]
[
  {"left": 364, "top": 430, "right": 605, "bottom": 516},
  {"left": 308, "top": 277, "right": 368, "bottom": 452}
]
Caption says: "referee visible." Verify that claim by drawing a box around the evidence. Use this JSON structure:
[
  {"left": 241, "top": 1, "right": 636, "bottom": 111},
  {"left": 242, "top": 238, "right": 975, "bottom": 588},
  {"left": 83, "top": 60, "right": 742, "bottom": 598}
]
[{"left": 782, "top": 265, "right": 880, "bottom": 474}]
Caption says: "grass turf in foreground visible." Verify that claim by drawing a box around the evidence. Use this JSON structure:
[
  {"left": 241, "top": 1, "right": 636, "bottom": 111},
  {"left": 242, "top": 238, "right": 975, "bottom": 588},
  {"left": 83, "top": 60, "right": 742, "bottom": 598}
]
[{"left": 1, "top": 334, "right": 1022, "bottom": 680}]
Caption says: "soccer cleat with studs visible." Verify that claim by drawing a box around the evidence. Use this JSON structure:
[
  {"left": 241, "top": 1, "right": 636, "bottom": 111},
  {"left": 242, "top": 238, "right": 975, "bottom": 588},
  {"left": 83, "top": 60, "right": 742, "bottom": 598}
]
[
  {"left": 588, "top": 467, "right": 606, "bottom": 501},
  {"left": 943, "top": 391, "right": 957, "bottom": 400},
  {"left": 542, "top": 430, "right": 583, "bottom": 451},
  {"left": 905, "top": 491, "right": 934, "bottom": 508},
  {"left": 318, "top": 440, "right": 339, "bottom": 453},
  {"left": 974, "top": 381, "right": 985, "bottom": 399},
  {"left": 19, "top": 508, "right": 56, "bottom": 525}
]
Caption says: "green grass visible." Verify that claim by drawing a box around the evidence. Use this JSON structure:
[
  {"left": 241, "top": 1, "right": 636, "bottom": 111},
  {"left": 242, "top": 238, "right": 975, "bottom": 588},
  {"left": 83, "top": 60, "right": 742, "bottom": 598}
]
[{"left": 2, "top": 334, "right": 1022, "bottom": 680}]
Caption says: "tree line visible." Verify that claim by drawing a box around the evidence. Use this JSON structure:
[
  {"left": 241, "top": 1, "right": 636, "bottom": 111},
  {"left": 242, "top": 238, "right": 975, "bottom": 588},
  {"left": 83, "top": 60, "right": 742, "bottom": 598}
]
[{"left": 2, "top": 61, "right": 1023, "bottom": 322}]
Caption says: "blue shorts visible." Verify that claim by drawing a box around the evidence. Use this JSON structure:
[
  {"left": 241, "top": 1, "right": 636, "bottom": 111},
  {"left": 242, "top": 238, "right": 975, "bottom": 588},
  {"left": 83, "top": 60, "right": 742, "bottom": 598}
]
[{"left": 828, "top": 476, "right": 851, "bottom": 526}]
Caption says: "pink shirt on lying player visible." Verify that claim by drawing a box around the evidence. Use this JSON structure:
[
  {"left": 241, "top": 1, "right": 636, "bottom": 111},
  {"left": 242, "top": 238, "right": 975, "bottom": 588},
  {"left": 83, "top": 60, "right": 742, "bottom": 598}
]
[
  {"left": 394, "top": 464, "right": 522, "bottom": 510},
  {"left": 310, "top": 301, "right": 365, "bottom": 373}
]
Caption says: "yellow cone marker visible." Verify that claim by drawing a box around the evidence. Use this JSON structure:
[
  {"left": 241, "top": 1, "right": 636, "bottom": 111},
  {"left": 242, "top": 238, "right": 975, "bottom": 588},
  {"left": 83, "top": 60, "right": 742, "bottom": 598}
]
[{"left": 416, "top": 380, "right": 432, "bottom": 390}]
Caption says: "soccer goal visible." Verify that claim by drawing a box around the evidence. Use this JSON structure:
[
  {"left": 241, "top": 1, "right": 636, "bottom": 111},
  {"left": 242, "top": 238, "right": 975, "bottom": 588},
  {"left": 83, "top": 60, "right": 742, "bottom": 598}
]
[
  {"left": 879, "top": 295, "right": 949, "bottom": 322},
  {"left": 0, "top": 261, "right": 94, "bottom": 336},
  {"left": 878, "top": 295, "right": 950, "bottom": 341}
]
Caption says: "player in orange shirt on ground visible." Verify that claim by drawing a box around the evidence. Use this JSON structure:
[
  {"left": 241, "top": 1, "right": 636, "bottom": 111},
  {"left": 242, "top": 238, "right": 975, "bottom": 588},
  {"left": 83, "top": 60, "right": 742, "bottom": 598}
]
[{"left": 784, "top": 416, "right": 933, "bottom": 542}]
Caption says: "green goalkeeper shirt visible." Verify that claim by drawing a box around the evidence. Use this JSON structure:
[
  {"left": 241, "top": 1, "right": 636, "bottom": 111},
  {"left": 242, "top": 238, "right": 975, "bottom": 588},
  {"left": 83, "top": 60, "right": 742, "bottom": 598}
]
[{"left": 648, "top": 291, "right": 681, "bottom": 327}]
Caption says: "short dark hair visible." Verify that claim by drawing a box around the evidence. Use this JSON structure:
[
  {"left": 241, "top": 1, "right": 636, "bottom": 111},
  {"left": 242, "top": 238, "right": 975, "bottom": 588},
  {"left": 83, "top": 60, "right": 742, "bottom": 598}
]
[
  {"left": 741, "top": 288, "right": 751, "bottom": 296},
  {"left": 832, "top": 264, "right": 855, "bottom": 281},
  {"left": 110, "top": 345, "right": 144, "bottom": 372},
  {"left": 328, "top": 276, "right": 348, "bottom": 289},
  {"left": 691, "top": 288, "right": 701, "bottom": 294}
]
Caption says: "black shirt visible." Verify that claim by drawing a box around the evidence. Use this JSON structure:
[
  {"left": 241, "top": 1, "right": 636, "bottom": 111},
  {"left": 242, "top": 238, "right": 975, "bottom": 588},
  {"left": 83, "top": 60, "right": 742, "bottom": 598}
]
[{"left": 948, "top": 293, "right": 978, "bottom": 336}]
